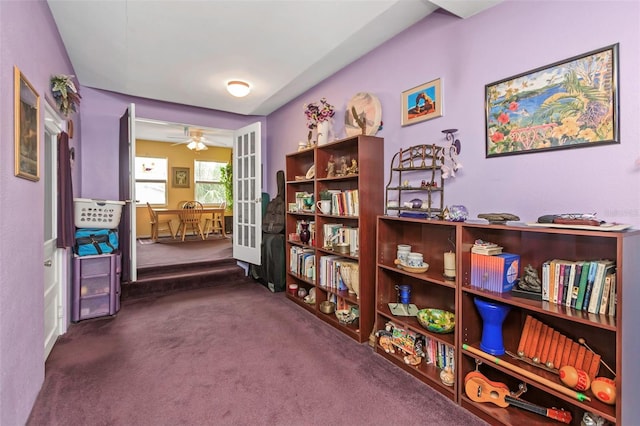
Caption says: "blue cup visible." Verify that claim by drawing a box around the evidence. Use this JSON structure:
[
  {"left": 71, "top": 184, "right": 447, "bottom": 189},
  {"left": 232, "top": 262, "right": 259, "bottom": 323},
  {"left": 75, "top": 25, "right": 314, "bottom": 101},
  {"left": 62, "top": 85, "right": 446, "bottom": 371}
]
[{"left": 395, "top": 284, "right": 411, "bottom": 304}]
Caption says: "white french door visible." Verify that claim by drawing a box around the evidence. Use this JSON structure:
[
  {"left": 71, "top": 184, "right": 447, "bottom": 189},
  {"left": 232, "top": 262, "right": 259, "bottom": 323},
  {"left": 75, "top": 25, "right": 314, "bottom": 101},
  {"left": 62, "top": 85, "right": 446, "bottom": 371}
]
[{"left": 232, "top": 122, "right": 262, "bottom": 265}]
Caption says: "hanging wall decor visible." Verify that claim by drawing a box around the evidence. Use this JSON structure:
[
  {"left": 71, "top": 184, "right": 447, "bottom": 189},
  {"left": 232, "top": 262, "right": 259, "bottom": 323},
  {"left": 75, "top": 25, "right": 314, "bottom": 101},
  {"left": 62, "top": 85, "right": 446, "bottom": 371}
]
[
  {"left": 14, "top": 66, "right": 40, "bottom": 181},
  {"left": 485, "top": 44, "right": 619, "bottom": 158},
  {"left": 401, "top": 78, "right": 443, "bottom": 126},
  {"left": 50, "top": 74, "right": 81, "bottom": 117}
]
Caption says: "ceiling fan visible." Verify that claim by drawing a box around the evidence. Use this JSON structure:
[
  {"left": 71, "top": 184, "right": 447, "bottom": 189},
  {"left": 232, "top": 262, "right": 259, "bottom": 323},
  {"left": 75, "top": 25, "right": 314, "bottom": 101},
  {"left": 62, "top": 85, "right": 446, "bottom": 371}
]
[{"left": 169, "top": 128, "right": 209, "bottom": 151}]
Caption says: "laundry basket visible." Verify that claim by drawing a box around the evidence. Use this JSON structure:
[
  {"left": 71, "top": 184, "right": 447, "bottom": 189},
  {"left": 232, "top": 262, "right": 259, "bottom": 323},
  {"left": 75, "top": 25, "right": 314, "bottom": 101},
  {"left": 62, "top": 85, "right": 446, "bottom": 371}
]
[{"left": 74, "top": 198, "right": 125, "bottom": 229}]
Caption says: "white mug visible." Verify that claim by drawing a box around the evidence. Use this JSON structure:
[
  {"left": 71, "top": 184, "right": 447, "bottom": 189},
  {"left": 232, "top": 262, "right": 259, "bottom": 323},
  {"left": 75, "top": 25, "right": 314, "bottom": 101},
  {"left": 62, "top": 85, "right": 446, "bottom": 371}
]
[{"left": 316, "top": 200, "right": 331, "bottom": 214}]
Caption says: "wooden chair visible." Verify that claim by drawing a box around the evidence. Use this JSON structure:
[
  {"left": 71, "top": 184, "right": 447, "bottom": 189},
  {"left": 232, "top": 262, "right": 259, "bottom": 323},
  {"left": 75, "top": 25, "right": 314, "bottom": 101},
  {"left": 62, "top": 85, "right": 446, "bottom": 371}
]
[
  {"left": 146, "top": 202, "right": 175, "bottom": 241},
  {"left": 203, "top": 202, "right": 226, "bottom": 238},
  {"left": 176, "top": 200, "right": 205, "bottom": 241}
]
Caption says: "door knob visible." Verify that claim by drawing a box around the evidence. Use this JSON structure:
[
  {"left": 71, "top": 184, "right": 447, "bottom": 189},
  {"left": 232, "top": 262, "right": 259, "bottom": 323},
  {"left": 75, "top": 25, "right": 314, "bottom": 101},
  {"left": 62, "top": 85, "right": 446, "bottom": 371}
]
[{"left": 44, "top": 260, "right": 52, "bottom": 267}]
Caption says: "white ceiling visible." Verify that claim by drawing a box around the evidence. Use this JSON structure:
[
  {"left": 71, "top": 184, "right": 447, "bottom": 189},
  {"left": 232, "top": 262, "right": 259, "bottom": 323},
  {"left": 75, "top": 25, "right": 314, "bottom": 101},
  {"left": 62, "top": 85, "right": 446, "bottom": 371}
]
[{"left": 47, "top": 0, "right": 501, "bottom": 145}]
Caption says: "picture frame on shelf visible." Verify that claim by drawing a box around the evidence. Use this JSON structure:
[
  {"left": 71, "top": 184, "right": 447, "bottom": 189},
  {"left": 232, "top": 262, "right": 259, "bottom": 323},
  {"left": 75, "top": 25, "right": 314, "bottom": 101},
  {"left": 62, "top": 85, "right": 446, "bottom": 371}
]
[
  {"left": 14, "top": 66, "right": 40, "bottom": 181},
  {"left": 485, "top": 43, "right": 619, "bottom": 158},
  {"left": 401, "top": 78, "right": 443, "bottom": 126},
  {"left": 172, "top": 167, "right": 190, "bottom": 188}
]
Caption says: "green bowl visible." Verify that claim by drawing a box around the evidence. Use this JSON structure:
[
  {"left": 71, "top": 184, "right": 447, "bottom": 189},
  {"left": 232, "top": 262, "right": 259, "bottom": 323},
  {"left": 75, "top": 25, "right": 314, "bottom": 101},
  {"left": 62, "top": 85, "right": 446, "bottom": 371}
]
[{"left": 416, "top": 308, "right": 455, "bottom": 333}]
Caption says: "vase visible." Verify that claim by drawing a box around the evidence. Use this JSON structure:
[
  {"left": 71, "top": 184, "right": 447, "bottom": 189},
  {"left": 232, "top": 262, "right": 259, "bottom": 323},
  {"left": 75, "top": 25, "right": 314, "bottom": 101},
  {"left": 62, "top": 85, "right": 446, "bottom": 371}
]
[
  {"left": 317, "top": 120, "right": 330, "bottom": 146},
  {"left": 299, "top": 222, "right": 311, "bottom": 244}
]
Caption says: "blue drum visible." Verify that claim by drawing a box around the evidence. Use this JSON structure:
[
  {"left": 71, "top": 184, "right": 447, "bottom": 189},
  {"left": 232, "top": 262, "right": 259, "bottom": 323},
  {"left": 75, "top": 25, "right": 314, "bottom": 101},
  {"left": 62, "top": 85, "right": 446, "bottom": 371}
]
[{"left": 473, "top": 297, "right": 511, "bottom": 355}]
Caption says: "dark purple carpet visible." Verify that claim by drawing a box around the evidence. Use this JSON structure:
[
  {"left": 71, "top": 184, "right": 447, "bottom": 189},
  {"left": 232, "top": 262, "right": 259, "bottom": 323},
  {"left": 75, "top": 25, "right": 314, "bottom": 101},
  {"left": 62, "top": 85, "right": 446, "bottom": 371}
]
[{"left": 28, "top": 279, "right": 486, "bottom": 425}]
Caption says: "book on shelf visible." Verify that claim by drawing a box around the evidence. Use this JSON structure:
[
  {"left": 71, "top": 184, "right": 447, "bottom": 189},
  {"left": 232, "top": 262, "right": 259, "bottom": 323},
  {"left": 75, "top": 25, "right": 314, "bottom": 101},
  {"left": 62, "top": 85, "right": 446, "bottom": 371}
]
[
  {"left": 599, "top": 271, "right": 615, "bottom": 315},
  {"left": 541, "top": 261, "right": 550, "bottom": 301},
  {"left": 471, "top": 244, "right": 503, "bottom": 255},
  {"left": 553, "top": 261, "right": 562, "bottom": 305},
  {"left": 575, "top": 261, "right": 591, "bottom": 311},
  {"left": 582, "top": 260, "right": 599, "bottom": 311},
  {"left": 561, "top": 262, "right": 575, "bottom": 306},
  {"left": 568, "top": 262, "right": 582, "bottom": 308},
  {"left": 587, "top": 260, "right": 615, "bottom": 314},
  {"left": 608, "top": 272, "right": 616, "bottom": 317}
]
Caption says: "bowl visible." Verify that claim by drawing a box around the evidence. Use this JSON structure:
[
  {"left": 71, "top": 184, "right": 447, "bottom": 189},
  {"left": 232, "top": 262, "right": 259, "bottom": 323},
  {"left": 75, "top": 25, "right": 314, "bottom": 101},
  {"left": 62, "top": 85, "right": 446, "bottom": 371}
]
[
  {"left": 319, "top": 301, "right": 336, "bottom": 314},
  {"left": 335, "top": 309, "right": 358, "bottom": 324},
  {"left": 416, "top": 308, "right": 455, "bottom": 333}
]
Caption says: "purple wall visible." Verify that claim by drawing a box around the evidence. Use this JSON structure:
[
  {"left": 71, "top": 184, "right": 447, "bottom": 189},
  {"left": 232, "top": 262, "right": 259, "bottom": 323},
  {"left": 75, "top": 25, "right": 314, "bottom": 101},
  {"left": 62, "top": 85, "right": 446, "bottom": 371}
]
[
  {"left": 267, "top": 1, "right": 640, "bottom": 226},
  {"left": 0, "top": 1, "right": 79, "bottom": 424},
  {"left": 78, "top": 88, "right": 265, "bottom": 200}
]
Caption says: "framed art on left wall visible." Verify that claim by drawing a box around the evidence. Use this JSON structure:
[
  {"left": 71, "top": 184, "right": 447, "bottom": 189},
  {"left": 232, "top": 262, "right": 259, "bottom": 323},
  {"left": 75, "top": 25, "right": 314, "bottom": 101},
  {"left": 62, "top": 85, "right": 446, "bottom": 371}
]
[{"left": 14, "top": 66, "right": 40, "bottom": 181}]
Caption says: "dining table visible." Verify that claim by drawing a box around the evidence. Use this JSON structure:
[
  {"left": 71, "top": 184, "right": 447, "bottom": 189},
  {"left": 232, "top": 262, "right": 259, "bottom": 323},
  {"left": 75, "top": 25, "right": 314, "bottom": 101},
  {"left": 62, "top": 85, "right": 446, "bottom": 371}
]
[{"left": 153, "top": 207, "right": 227, "bottom": 238}]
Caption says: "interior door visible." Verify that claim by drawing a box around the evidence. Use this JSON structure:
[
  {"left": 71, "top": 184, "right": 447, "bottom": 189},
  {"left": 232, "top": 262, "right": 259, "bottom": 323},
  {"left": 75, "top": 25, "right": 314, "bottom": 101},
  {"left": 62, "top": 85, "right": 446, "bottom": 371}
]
[
  {"left": 232, "top": 122, "right": 262, "bottom": 265},
  {"left": 43, "top": 104, "right": 66, "bottom": 359},
  {"left": 119, "top": 104, "right": 137, "bottom": 282}
]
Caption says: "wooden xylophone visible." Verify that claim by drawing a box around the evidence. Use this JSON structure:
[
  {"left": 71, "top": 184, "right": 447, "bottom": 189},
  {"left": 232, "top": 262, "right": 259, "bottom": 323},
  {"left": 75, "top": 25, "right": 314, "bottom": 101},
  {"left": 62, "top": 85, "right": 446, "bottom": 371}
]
[{"left": 516, "top": 315, "right": 601, "bottom": 380}]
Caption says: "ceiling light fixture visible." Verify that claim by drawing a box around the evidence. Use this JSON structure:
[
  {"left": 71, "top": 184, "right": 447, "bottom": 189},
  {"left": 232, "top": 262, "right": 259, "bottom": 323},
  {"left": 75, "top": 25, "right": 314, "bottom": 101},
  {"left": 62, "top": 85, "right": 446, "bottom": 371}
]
[{"left": 227, "top": 80, "right": 251, "bottom": 97}]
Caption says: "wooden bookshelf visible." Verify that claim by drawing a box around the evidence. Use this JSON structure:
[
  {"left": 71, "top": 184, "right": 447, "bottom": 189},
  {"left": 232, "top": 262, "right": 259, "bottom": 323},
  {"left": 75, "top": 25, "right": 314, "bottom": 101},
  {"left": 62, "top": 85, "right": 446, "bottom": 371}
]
[
  {"left": 284, "top": 135, "right": 383, "bottom": 343},
  {"left": 374, "top": 218, "right": 640, "bottom": 425}
]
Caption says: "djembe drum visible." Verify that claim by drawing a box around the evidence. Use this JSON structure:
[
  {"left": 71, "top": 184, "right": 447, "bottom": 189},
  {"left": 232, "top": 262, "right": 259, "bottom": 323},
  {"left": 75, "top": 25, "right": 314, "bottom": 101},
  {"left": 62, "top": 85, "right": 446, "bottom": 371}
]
[{"left": 474, "top": 297, "right": 511, "bottom": 355}]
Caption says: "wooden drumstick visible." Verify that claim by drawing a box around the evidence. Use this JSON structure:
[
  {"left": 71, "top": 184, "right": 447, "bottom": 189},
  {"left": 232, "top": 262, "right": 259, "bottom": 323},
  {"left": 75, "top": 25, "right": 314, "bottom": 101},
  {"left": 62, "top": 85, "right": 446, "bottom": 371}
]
[
  {"left": 463, "top": 344, "right": 591, "bottom": 402},
  {"left": 579, "top": 338, "right": 616, "bottom": 376}
]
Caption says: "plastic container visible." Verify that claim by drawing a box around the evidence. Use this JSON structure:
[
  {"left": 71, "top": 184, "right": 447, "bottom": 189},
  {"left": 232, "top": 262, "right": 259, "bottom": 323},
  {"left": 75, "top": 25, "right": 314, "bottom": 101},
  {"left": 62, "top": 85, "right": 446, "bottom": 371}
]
[{"left": 74, "top": 198, "right": 125, "bottom": 229}]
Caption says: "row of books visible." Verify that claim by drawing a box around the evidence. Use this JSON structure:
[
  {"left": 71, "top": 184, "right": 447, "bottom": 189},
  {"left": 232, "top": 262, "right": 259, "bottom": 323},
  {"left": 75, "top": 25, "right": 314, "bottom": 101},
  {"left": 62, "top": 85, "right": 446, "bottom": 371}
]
[
  {"left": 289, "top": 246, "right": 315, "bottom": 279},
  {"left": 328, "top": 189, "right": 359, "bottom": 216},
  {"left": 317, "top": 255, "right": 358, "bottom": 291},
  {"left": 322, "top": 223, "right": 358, "bottom": 254},
  {"left": 423, "top": 339, "right": 455, "bottom": 371},
  {"left": 542, "top": 259, "right": 616, "bottom": 316}
]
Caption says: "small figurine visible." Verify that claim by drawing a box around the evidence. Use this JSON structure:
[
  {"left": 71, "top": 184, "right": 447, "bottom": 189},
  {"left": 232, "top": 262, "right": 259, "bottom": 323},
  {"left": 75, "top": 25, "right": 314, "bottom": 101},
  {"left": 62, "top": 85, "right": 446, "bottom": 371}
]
[
  {"left": 326, "top": 155, "right": 336, "bottom": 178},
  {"left": 517, "top": 264, "right": 542, "bottom": 293},
  {"left": 346, "top": 159, "right": 358, "bottom": 175},
  {"left": 339, "top": 156, "right": 348, "bottom": 175}
]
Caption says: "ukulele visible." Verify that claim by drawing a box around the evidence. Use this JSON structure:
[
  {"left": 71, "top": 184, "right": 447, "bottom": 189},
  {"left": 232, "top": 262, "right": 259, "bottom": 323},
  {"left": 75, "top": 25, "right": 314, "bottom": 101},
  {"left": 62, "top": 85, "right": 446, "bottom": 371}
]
[{"left": 464, "top": 371, "right": 572, "bottom": 424}]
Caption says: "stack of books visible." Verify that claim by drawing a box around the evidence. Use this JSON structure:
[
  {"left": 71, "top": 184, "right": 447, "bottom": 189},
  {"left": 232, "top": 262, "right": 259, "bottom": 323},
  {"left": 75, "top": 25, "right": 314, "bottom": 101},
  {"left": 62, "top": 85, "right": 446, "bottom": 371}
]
[{"left": 471, "top": 240, "right": 503, "bottom": 255}]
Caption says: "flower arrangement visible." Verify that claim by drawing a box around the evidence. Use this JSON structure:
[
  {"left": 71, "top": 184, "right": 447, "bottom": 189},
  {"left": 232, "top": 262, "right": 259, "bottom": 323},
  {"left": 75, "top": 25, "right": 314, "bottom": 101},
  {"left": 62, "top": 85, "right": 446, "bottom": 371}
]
[
  {"left": 304, "top": 97, "right": 335, "bottom": 129},
  {"left": 50, "top": 74, "right": 81, "bottom": 116}
]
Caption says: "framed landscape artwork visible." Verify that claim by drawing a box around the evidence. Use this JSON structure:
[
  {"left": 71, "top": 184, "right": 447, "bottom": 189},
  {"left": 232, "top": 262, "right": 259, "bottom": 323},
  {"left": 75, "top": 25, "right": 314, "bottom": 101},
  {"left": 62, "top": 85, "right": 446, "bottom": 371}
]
[
  {"left": 14, "top": 66, "right": 40, "bottom": 181},
  {"left": 172, "top": 167, "right": 190, "bottom": 188},
  {"left": 485, "top": 44, "right": 619, "bottom": 158},
  {"left": 401, "top": 78, "right": 442, "bottom": 126}
]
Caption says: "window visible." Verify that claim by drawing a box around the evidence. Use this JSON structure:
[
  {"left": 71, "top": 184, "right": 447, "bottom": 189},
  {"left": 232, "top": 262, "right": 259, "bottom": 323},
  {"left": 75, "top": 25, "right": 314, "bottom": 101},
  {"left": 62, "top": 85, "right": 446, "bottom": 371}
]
[
  {"left": 194, "top": 160, "right": 226, "bottom": 205},
  {"left": 135, "top": 156, "right": 168, "bottom": 205}
]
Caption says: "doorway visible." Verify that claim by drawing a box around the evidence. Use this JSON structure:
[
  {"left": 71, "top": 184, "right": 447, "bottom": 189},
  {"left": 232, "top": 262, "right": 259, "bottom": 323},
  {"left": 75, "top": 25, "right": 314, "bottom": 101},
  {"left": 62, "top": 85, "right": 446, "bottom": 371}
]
[
  {"left": 43, "top": 103, "right": 67, "bottom": 359},
  {"left": 134, "top": 118, "right": 234, "bottom": 271}
]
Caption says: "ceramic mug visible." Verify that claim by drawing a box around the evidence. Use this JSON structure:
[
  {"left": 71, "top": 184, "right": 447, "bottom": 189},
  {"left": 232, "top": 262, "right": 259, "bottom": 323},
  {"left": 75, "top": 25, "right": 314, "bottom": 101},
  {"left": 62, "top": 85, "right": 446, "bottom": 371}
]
[
  {"left": 397, "top": 244, "right": 411, "bottom": 263},
  {"left": 316, "top": 200, "right": 331, "bottom": 214},
  {"left": 407, "top": 252, "right": 423, "bottom": 267}
]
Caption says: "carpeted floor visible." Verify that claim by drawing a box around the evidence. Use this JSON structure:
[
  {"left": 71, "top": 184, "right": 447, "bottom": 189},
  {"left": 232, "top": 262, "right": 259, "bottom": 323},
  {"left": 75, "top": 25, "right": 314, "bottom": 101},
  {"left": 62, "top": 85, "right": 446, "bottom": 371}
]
[
  {"left": 28, "top": 279, "right": 486, "bottom": 426},
  {"left": 136, "top": 236, "right": 232, "bottom": 268}
]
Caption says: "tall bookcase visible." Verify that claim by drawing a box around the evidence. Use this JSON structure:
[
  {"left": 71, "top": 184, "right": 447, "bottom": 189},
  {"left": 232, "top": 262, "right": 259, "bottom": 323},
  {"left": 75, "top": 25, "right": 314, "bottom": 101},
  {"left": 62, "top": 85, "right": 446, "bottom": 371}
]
[
  {"left": 374, "top": 217, "right": 640, "bottom": 425},
  {"left": 285, "top": 135, "right": 383, "bottom": 343}
]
